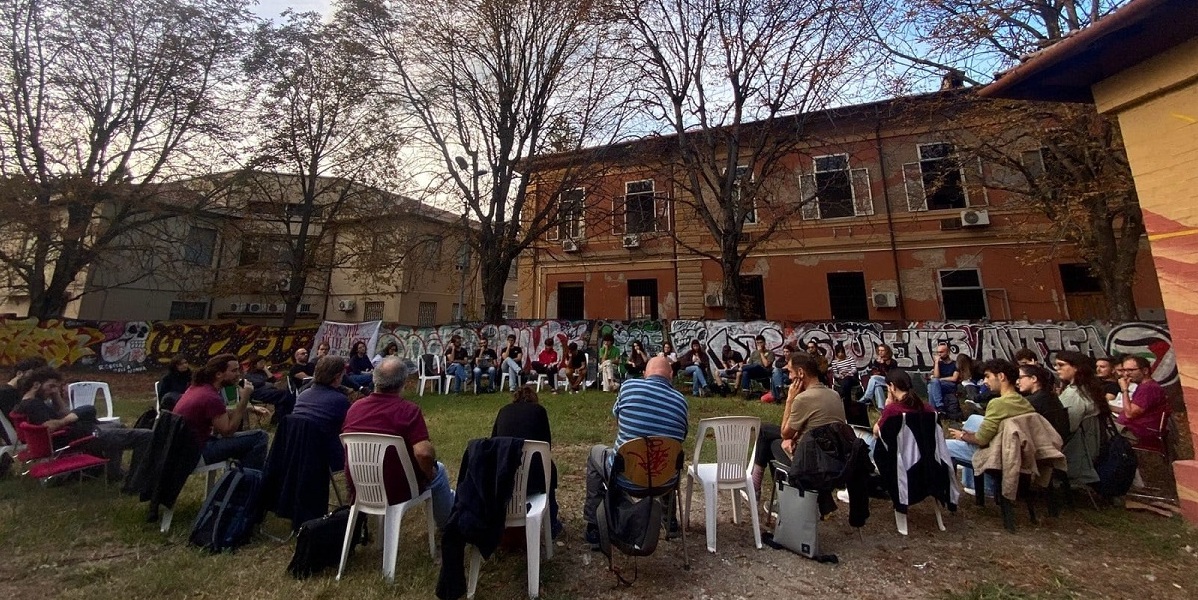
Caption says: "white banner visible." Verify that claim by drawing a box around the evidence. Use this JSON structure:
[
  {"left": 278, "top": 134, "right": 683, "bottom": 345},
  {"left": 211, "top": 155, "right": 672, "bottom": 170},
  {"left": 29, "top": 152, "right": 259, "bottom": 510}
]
[{"left": 312, "top": 320, "right": 382, "bottom": 359}]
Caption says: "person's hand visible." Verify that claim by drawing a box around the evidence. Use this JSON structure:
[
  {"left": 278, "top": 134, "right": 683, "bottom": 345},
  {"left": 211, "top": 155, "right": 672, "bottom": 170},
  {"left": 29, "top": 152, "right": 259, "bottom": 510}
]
[
  {"left": 781, "top": 438, "right": 796, "bottom": 455},
  {"left": 788, "top": 378, "right": 802, "bottom": 397},
  {"left": 1119, "top": 375, "right": 1131, "bottom": 393},
  {"left": 238, "top": 379, "right": 254, "bottom": 402},
  {"left": 949, "top": 428, "right": 963, "bottom": 441}
]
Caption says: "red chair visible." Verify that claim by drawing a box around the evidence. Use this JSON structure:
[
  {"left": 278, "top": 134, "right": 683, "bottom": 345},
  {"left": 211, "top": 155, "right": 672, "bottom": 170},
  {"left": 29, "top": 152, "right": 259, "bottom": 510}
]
[
  {"left": 1132, "top": 411, "right": 1175, "bottom": 463},
  {"left": 16, "top": 422, "right": 108, "bottom": 484}
]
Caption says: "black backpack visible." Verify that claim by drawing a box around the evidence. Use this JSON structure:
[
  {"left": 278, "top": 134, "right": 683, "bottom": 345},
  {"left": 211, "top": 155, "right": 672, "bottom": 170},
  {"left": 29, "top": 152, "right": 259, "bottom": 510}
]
[
  {"left": 287, "top": 506, "right": 369, "bottom": 579},
  {"left": 1093, "top": 416, "right": 1138, "bottom": 499},
  {"left": 188, "top": 465, "right": 264, "bottom": 553}
]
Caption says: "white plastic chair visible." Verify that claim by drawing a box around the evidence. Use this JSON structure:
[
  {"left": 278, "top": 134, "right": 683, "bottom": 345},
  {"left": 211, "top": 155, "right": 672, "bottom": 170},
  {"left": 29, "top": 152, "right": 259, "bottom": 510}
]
[
  {"left": 67, "top": 381, "right": 120, "bottom": 424},
  {"left": 0, "top": 410, "right": 24, "bottom": 462},
  {"left": 337, "top": 433, "right": 436, "bottom": 583},
  {"left": 418, "top": 354, "right": 445, "bottom": 397},
  {"left": 160, "top": 459, "right": 229, "bottom": 533},
  {"left": 153, "top": 381, "right": 162, "bottom": 413},
  {"left": 533, "top": 373, "right": 549, "bottom": 393},
  {"left": 467, "top": 440, "right": 553, "bottom": 599},
  {"left": 684, "top": 416, "right": 762, "bottom": 553}
]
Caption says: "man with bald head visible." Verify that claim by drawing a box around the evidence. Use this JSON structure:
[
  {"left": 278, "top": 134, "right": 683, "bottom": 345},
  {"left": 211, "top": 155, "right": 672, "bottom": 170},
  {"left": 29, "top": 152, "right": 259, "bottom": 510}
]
[{"left": 582, "top": 356, "right": 689, "bottom": 547}]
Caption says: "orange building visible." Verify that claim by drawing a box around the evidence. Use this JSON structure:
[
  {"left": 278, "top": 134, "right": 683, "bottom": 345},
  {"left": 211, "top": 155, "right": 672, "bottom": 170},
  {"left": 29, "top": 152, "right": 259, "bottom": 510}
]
[{"left": 519, "top": 92, "right": 1165, "bottom": 323}]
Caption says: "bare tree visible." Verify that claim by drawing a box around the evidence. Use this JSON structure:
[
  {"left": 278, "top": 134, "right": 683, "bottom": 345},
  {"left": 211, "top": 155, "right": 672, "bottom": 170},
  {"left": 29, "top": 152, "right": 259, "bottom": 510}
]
[
  {"left": 238, "top": 10, "right": 410, "bottom": 325},
  {"left": 0, "top": 0, "right": 253, "bottom": 319},
  {"left": 862, "top": 0, "right": 1142, "bottom": 319},
  {"left": 610, "top": 0, "right": 875, "bottom": 319},
  {"left": 342, "top": 0, "right": 628, "bottom": 322}
]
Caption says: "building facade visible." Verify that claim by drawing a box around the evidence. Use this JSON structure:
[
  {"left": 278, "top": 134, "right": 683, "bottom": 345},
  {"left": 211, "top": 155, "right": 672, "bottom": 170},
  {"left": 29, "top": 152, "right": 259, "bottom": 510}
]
[{"left": 519, "top": 92, "right": 1165, "bottom": 323}]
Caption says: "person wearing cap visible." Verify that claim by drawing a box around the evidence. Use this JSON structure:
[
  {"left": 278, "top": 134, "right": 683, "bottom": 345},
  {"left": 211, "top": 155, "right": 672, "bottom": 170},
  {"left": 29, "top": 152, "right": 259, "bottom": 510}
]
[{"left": 581, "top": 356, "right": 688, "bottom": 547}]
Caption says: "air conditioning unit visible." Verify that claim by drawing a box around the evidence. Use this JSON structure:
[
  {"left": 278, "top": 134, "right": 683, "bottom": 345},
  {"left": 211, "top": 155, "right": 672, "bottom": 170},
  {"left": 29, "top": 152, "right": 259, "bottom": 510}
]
[
  {"left": 960, "top": 209, "right": 990, "bottom": 227},
  {"left": 229, "top": 302, "right": 248, "bottom": 313},
  {"left": 276, "top": 276, "right": 291, "bottom": 291},
  {"left": 872, "top": 292, "right": 898, "bottom": 308},
  {"left": 338, "top": 299, "right": 356, "bottom": 311},
  {"left": 266, "top": 303, "right": 280, "bottom": 313},
  {"left": 248, "top": 303, "right": 264, "bottom": 313},
  {"left": 561, "top": 238, "right": 580, "bottom": 253},
  {"left": 704, "top": 293, "right": 724, "bottom": 307},
  {"left": 621, "top": 233, "right": 641, "bottom": 249},
  {"left": 298, "top": 303, "right": 313, "bottom": 313}
]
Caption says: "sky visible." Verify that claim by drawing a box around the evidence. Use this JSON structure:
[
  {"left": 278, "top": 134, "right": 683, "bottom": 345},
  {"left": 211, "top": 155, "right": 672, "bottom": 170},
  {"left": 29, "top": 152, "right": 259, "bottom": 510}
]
[{"left": 254, "top": 0, "right": 330, "bottom": 19}]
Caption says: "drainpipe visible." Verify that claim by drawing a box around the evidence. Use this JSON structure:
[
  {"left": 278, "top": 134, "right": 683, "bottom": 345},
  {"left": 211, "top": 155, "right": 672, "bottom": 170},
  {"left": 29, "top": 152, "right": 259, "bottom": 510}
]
[{"left": 875, "top": 110, "right": 908, "bottom": 325}]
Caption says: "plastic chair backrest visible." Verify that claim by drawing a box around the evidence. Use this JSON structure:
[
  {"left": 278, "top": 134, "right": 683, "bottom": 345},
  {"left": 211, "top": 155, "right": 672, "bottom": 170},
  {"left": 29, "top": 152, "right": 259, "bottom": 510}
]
[
  {"left": 692, "top": 416, "right": 760, "bottom": 483},
  {"left": 420, "top": 354, "right": 438, "bottom": 376},
  {"left": 506, "top": 440, "right": 552, "bottom": 522},
  {"left": 17, "top": 422, "right": 53, "bottom": 460},
  {"left": 340, "top": 433, "right": 422, "bottom": 508},
  {"left": 68, "top": 381, "right": 113, "bottom": 419},
  {"left": 615, "top": 436, "right": 684, "bottom": 495},
  {"left": 0, "top": 411, "right": 20, "bottom": 450}
]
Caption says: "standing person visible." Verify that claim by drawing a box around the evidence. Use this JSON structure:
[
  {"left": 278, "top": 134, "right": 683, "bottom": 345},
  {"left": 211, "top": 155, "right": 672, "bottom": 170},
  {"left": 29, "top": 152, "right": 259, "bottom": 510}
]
[
  {"left": 659, "top": 341, "right": 680, "bottom": 377},
  {"left": 491, "top": 387, "right": 562, "bottom": 538},
  {"left": 564, "top": 343, "right": 587, "bottom": 394},
  {"left": 926, "top": 343, "right": 961, "bottom": 413},
  {"left": 471, "top": 338, "right": 498, "bottom": 393},
  {"left": 533, "top": 339, "right": 559, "bottom": 392},
  {"left": 625, "top": 340, "right": 649, "bottom": 379},
  {"left": 739, "top": 336, "right": 775, "bottom": 399},
  {"left": 499, "top": 333, "right": 525, "bottom": 391},
  {"left": 861, "top": 344, "right": 899, "bottom": 410},
  {"left": 829, "top": 346, "right": 859, "bottom": 406},
  {"left": 346, "top": 341, "right": 374, "bottom": 391},
  {"left": 597, "top": 334, "right": 620, "bottom": 392},
  {"left": 1116, "top": 355, "right": 1169, "bottom": 443},
  {"left": 946, "top": 359, "right": 1035, "bottom": 495},
  {"left": 582, "top": 356, "right": 688, "bottom": 547},
  {"left": 443, "top": 335, "right": 470, "bottom": 393},
  {"left": 342, "top": 357, "right": 454, "bottom": 528},
  {"left": 678, "top": 340, "right": 711, "bottom": 397},
  {"left": 173, "top": 354, "right": 270, "bottom": 469}
]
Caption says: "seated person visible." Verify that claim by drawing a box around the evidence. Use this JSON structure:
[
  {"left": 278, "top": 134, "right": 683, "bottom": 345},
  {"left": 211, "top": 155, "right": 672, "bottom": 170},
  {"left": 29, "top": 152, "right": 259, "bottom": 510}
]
[
  {"left": 1, "top": 356, "right": 48, "bottom": 422},
  {"left": 583, "top": 356, "right": 688, "bottom": 547},
  {"left": 829, "top": 345, "right": 859, "bottom": 405},
  {"left": 288, "top": 347, "right": 315, "bottom": 392},
  {"left": 927, "top": 343, "right": 961, "bottom": 413},
  {"left": 174, "top": 354, "right": 270, "bottom": 469},
  {"left": 373, "top": 342, "right": 399, "bottom": 369},
  {"left": 472, "top": 338, "right": 499, "bottom": 393},
  {"left": 739, "top": 336, "right": 775, "bottom": 397},
  {"left": 1116, "top": 355, "right": 1169, "bottom": 443},
  {"left": 13, "top": 367, "right": 151, "bottom": 483},
  {"left": 867, "top": 369, "right": 935, "bottom": 453},
  {"left": 533, "top": 339, "right": 559, "bottom": 392},
  {"left": 564, "top": 342, "right": 587, "bottom": 393},
  {"left": 769, "top": 344, "right": 793, "bottom": 400},
  {"left": 444, "top": 335, "right": 470, "bottom": 393},
  {"left": 342, "top": 357, "right": 454, "bottom": 528},
  {"left": 946, "top": 359, "right": 1035, "bottom": 495},
  {"left": 245, "top": 357, "right": 292, "bottom": 418},
  {"left": 156, "top": 354, "right": 192, "bottom": 411},
  {"left": 500, "top": 334, "right": 525, "bottom": 391},
  {"left": 291, "top": 356, "right": 352, "bottom": 471},
  {"left": 597, "top": 334, "right": 620, "bottom": 392},
  {"left": 624, "top": 340, "right": 649, "bottom": 379},
  {"left": 861, "top": 344, "right": 899, "bottom": 409},
  {"left": 1022, "top": 361, "right": 1097, "bottom": 485},
  {"left": 491, "top": 386, "right": 562, "bottom": 537},
  {"left": 346, "top": 341, "right": 375, "bottom": 391},
  {"left": 716, "top": 344, "right": 746, "bottom": 396},
  {"left": 1016, "top": 364, "right": 1069, "bottom": 442},
  {"left": 659, "top": 342, "right": 680, "bottom": 378},
  {"left": 677, "top": 340, "right": 710, "bottom": 397}
]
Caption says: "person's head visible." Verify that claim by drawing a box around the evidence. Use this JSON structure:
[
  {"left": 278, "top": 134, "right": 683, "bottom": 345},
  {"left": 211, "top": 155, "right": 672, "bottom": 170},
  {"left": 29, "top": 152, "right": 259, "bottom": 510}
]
[
  {"left": 885, "top": 368, "right": 924, "bottom": 410},
  {"left": 1013, "top": 348, "right": 1038, "bottom": 365},
  {"left": 646, "top": 356, "right": 672, "bottom": 379},
  {"left": 602, "top": 334, "right": 614, "bottom": 347},
  {"left": 1095, "top": 357, "right": 1116, "bottom": 380},
  {"left": 956, "top": 353, "right": 974, "bottom": 379},
  {"left": 806, "top": 339, "right": 820, "bottom": 355},
  {"left": 13, "top": 356, "right": 48, "bottom": 379},
  {"left": 194, "top": 353, "right": 241, "bottom": 387},
  {"left": 384, "top": 342, "right": 399, "bottom": 356},
  {"left": 512, "top": 386, "right": 539, "bottom": 404},
  {"left": 1017, "top": 364, "right": 1054, "bottom": 395},
  {"left": 252, "top": 357, "right": 267, "bottom": 371},
  {"left": 690, "top": 340, "right": 702, "bottom": 353},
  {"left": 782, "top": 343, "right": 796, "bottom": 358},
  {"left": 632, "top": 340, "right": 644, "bottom": 354},
  {"left": 507, "top": 334, "right": 517, "bottom": 346},
  {"left": 373, "top": 357, "right": 409, "bottom": 393},
  {"left": 936, "top": 342, "right": 952, "bottom": 362},
  {"left": 662, "top": 341, "right": 674, "bottom": 354},
  {"left": 787, "top": 352, "right": 822, "bottom": 384},
  {"left": 1120, "top": 355, "right": 1151, "bottom": 384},
  {"left": 293, "top": 347, "right": 309, "bottom": 364},
  {"left": 451, "top": 334, "right": 462, "bottom": 346},
  {"left": 352, "top": 341, "right": 367, "bottom": 357},
  {"left": 317, "top": 342, "right": 330, "bottom": 358},
  {"left": 876, "top": 343, "right": 892, "bottom": 360},
  {"left": 755, "top": 335, "right": 766, "bottom": 351},
  {"left": 314, "top": 356, "right": 347, "bottom": 386},
  {"left": 544, "top": 338, "right": 554, "bottom": 349},
  {"left": 834, "top": 345, "right": 846, "bottom": 360},
  {"left": 478, "top": 338, "right": 489, "bottom": 351},
  {"left": 18, "top": 366, "right": 63, "bottom": 398},
  {"left": 1053, "top": 350, "right": 1088, "bottom": 384},
  {"left": 721, "top": 344, "right": 733, "bottom": 359},
  {"left": 979, "top": 358, "right": 1019, "bottom": 393},
  {"left": 168, "top": 354, "right": 190, "bottom": 374},
  {"left": 1057, "top": 350, "right": 1109, "bottom": 414},
  {"left": 567, "top": 342, "right": 578, "bottom": 355}
]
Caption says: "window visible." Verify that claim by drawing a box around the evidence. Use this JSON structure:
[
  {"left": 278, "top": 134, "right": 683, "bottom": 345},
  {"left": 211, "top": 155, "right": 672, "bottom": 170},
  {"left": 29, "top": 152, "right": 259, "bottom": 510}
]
[
  {"left": 730, "top": 166, "right": 756, "bottom": 225},
  {"left": 826, "top": 272, "right": 868, "bottom": 320},
  {"left": 555, "top": 188, "right": 585, "bottom": 240},
  {"left": 454, "top": 244, "right": 471, "bottom": 271},
  {"left": 939, "top": 269, "right": 987, "bottom": 320},
  {"left": 182, "top": 227, "right": 216, "bottom": 266},
  {"left": 557, "top": 282, "right": 585, "bottom": 320},
  {"left": 238, "top": 240, "right": 260, "bottom": 266},
  {"left": 625, "top": 180, "right": 656, "bottom": 234},
  {"left": 918, "top": 143, "right": 967, "bottom": 210},
  {"left": 364, "top": 301, "right": 384, "bottom": 321},
  {"left": 800, "top": 156, "right": 873, "bottom": 220},
  {"left": 503, "top": 303, "right": 517, "bottom": 319},
  {"left": 739, "top": 275, "right": 765, "bottom": 320},
  {"left": 417, "top": 301, "right": 437, "bottom": 326},
  {"left": 239, "top": 236, "right": 293, "bottom": 267},
  {"left": 1059, "top": 263, "right": 1106, "bottom": 321},
  {"left": 452, "top": 302, "right": 464, "bottom": 321},
  {"left": 628, "top": 279, "right": 658, "bottom": 320},
  {"left": 169, "top": 301, "right": 207, "bottom": 320}
]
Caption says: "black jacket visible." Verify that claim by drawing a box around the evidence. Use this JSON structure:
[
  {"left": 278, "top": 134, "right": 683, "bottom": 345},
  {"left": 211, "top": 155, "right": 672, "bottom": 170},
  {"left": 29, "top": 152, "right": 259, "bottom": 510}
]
[
  {"left": 127, "top": 411, "right": 202, "bottom": 520},
  {"left": 788, "top": 422, "right": 873, "bottom": 527},
  {"left": 873, "top": 411, "right": 958, "bottom": 515},
  {"left": 261, "top": 415, "right": 333, "bottom": 531},
  {"left": 436, "top": 437, "right": 525, "bottom": 600}
]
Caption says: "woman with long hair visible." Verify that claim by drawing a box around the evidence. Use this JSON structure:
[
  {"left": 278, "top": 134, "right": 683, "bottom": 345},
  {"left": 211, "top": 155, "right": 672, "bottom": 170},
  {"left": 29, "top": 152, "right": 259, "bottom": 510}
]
[
  {"left": 1016, "top": 364, "right": 1070, "bottom": 441},
  {"left": 872, "top": 369, "right": 934, "bottom": 437},
  {"left": 158, "top": 353, "right": 193, "bottom": 410},
  {"left": 626, "top": 340, "right": 649, "bottom": 378},
  {"left": 345, "top": 341, "right": 374, "bottom": 391},
  {"left": 1052, "top": 350, "right": 1106, "bottom": 486},
  {"left": 491, "top": 386, "right": 561, "bottom": 537}
]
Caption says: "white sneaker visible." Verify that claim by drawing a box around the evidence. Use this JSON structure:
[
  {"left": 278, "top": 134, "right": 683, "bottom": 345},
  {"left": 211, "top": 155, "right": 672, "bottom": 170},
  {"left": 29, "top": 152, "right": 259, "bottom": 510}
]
[{"left": 836, "top": 489, "right": 850, "bottom": 504}]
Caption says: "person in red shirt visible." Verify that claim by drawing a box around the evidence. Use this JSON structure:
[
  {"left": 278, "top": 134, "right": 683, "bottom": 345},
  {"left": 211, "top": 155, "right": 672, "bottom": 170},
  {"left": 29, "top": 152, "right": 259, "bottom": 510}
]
[
  {"left": 342, "top": 357, "right": 454, "bottom": 527},
  {"left": 173, "top": 354, "right": 269, "bottom": 469},
  {"left": 1116, "top": 355, "right": 1169, "bottom": 443},
  {"left": 533, "top": 339, "right": 559, "bottom": 392}
]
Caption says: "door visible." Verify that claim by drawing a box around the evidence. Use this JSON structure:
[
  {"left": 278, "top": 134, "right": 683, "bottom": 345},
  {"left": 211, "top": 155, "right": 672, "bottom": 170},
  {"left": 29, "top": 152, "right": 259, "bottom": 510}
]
[
  {"left": 826, "top": 272, "right": 868, "bottom": 321},
  {"left": 557, "top": 282, "right": 585, "bottom": 320}
]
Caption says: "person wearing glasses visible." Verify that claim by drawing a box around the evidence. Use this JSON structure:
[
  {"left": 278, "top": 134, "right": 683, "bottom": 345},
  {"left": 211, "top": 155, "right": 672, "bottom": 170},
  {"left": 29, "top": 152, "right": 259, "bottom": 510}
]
[
  {"left": 1053, "top": 351, "right": 1109, "bottom": 486},
  {"left": 1116, "top": 355, "right": 1168, "bottom": 444}
]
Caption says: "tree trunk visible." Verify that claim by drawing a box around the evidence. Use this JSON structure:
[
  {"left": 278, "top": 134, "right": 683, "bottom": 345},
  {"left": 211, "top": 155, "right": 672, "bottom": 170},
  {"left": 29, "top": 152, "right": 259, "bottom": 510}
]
[
  {"left": 720, "top": 236, "right": 745, "bottom": 320},
  {"left": 479, "top": 253, "right": 510, "bottom": 322}
]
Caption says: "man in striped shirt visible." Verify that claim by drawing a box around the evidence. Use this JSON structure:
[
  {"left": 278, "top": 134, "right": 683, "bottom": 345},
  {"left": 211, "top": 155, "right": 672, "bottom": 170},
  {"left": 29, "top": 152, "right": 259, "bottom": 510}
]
[{"left": 583, "top": 356, "right": 689, "bottom": 546}]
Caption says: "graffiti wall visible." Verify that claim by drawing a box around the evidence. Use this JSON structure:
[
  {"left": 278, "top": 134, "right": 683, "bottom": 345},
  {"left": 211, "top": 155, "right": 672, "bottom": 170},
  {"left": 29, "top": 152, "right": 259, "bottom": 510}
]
[{"left": 0, "top": 317, "right": 1176, "bottom": 387}]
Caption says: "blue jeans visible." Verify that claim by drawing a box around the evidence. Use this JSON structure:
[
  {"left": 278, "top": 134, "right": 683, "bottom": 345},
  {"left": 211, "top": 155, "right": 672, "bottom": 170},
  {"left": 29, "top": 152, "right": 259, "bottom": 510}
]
[
  {"left": 472, "top": 366, "right": 497, "bottom": 391},
  {"left": 426, "top": 462, "right": 455, "bottom": 529},
  {"left": 202, "top": 429, "right": 269, "bottom": 470},
  {"left": 862, "top": 375, "right": 887, "bottom": 409},
  {"left": 945, "top": 415, "right": 996, "bottom": 495},
  {"left": 927, "top": 379, "right": 958, "bottom": 410},
  {"left": 502, "top": 358, "right": 522, "bottom": 390},
  {"left": 445, "top": 363, "right": 468, "bottom": 392},
  {"left": 684, "top": 364, "right": 707, "bottom": 395},
  {"left": 771, "top": 366, "right": 788, "bottom": 399},
  {"left": 345, "top": 373, "right": 372, "bottom": 390}
]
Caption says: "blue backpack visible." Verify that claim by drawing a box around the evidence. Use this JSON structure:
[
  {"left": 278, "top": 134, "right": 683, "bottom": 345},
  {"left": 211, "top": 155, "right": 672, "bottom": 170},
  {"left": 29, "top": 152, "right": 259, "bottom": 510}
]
[{"left": 189, "top": 465, "right": 264, "bottom": 553}]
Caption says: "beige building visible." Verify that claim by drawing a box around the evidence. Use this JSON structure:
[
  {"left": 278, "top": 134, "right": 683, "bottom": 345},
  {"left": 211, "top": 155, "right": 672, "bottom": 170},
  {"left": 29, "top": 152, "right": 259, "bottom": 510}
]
[{"left": 0, "top": 171, "right": 518, "bottom": 325}]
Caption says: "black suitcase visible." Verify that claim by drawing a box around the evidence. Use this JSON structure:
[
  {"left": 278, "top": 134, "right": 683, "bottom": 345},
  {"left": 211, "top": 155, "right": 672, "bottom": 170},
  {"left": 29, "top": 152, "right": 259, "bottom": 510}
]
[{"left": 287, "top": 506, "right": 368, "bottom": 579}]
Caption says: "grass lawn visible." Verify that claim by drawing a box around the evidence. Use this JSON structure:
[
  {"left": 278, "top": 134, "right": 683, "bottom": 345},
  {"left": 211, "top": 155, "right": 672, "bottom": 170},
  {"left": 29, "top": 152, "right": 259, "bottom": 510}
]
[{"left": 1, "top": 373, "right": 1195, "bottom": 599}]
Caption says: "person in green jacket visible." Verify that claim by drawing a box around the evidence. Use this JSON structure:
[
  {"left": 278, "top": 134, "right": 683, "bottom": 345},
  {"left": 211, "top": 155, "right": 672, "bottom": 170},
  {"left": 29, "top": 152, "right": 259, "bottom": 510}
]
[{"left": 946, "top": 358, "right": 1034, "bottom": 495}]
